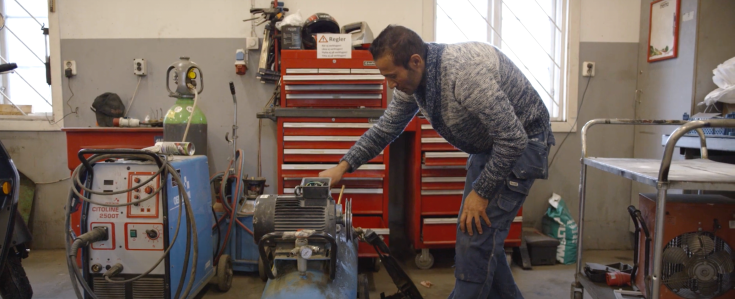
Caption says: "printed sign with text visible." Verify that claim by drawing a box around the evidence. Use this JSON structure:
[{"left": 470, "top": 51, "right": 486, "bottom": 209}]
[{"left": 316, "top": 34, "right": 352, "bottom": 59}]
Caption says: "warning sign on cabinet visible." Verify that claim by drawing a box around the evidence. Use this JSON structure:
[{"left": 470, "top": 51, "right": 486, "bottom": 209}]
[{"left": 316, "top": 34, "right": 352, "bottom": 59}]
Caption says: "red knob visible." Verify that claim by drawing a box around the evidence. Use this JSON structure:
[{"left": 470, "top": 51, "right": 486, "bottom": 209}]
[
  {"left": 144, "top": 186, "right": 153, "bottom": 194},
  {"left": 134, "top": 178, "right": 141, "bottom": 183}
]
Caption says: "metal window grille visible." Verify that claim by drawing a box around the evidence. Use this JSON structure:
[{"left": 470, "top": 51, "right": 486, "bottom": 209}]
[
  {"left": 436, "top": 0, "right": 568, "bottom": 121},
  {"left": 0, "top": 0, "right": 50, "bottom": 115}
]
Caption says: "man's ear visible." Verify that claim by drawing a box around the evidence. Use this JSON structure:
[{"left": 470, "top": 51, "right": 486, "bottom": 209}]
[{"left": 409, "top": 54, "right": 423, "bottom": 70}]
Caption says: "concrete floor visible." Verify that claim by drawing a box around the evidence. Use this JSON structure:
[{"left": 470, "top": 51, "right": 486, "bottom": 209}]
[{"left": 22, "top": 249, "right": 633, "bottom": 299}]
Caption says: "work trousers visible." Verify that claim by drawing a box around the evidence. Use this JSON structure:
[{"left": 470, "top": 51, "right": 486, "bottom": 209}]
[{"left": 449, "top": 131, "right": 552, "bottom": 299}]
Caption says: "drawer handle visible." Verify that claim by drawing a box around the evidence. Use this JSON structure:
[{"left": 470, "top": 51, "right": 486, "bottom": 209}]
[
  {"left": 423, "top": 218, "right": 457, "bottom": 224},
  {"left": 283, "top": 188, "right": 383, "bottom": 194},
  {"left": 421, "top": 137, "right": 449, "bottom": 143},
  {"left": 421, "top": 177, "right": 466, "bottom": 183},
  {"left": 284, "top": 136, "right": 361, "bottom": 141},
  {"left": 283, "top": 74, "right": 385, "bottom": 81},
  {"left": 284, "top": 123, "right": 374, "bottom": 128},
  {"left": 421, "top": 190, "right": 464, "bottom": 195},
  {"left": 425, "top": 152, "right": 469, "bottom": 158},
  {"left": 281, "top": 164, "right": 385, "bottom": 170},
  {"left": 285, "top": 84, "right": 383, "bottom": 91}
]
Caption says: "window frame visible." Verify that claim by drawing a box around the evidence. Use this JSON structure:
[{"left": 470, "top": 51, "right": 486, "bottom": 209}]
[
  {"left": 426, "top": 0, "right": 581, "bottom": 132},
  {"left": 0, "top": 0, "right": 63, "bottom": 131}
]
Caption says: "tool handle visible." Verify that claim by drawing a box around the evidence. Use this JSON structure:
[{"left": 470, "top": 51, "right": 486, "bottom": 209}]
[
  {"left": 229, "top": 82, "right": 236, "bottom": 95},
  {"left": 337, "top": 185, "right": 345, "bottom": 205}
]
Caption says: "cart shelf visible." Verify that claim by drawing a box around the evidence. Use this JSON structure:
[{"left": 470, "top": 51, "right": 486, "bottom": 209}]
[{"left": 584, "top": 158, "right": 735, "bottom": 191}]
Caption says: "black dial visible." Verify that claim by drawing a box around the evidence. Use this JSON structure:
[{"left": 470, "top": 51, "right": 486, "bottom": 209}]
[{"left": 146, "top": 229, "right": 158, "bottom": 240}]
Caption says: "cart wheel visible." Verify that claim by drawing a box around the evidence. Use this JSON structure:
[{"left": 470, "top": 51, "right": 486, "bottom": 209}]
[
  {"left": 414, "top": 251, "right": 434, "bottom": 270},
  {"left": 573, "top": 291, "right": 583, "bottom": 299},
  {"left": 216, "top": 254, "right": 233, "bottom": 292},
  {"left": 357, "top": 274, "right": 370, "bottom": 299},
  {"left": 258, "top": 256, "right": 268, "bottom": 282},
  {"left": 371, "top": 258, "right": 381, "bottom": 272}
]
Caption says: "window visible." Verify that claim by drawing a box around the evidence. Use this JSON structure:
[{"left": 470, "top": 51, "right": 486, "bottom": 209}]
[
  {"left": 435, "top": 0, "right": 571, "bottom": 123},
  {"left": 0, "top": 0, "right": 51, "bottom": 116}
]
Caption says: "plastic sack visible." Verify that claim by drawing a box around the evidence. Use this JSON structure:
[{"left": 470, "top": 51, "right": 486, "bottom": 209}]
[
  {"left": 542, "top": 193, "right": 579, "bottom": 265},
  {"left": 275, "top": 10, "right": 302, "bottom": 30},
  {"left": 702, "top": 56, "right": 735, "bottom": 106}
]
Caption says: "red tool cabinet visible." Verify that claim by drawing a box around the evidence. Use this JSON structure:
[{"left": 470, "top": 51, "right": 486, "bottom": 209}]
[
  {"left": 276, "top": 118, "right": 390, "bottom": 258},
  {"left": 278, "top": 50, "right": 390, "bottom": 259},
  {"left": 280, "top": 50, "right": 387, "bottom": 109},
  {"left": 406, "top": 118, "right": 523, "bottom": 269}
]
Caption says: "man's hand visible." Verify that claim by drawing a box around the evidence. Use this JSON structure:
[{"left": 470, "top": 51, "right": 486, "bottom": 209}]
[
  {"left": 459, "top": 190, "right": 491, "bottom": 236},
  {"left": 318, "top": 161, "right": 351, "bottom": 186}
]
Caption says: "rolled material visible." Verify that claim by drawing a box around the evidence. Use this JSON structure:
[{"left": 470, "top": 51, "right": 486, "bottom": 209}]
[{"left": 144, "top": 142, "right": 195, "bottom": 155}]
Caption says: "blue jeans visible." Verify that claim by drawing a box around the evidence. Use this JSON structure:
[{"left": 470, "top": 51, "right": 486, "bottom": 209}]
[{"left": 449, "top": 131, "right": 552, "bottom": 299}]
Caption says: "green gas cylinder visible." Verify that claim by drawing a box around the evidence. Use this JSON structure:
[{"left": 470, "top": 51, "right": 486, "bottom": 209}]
[{"left": 163, "top": 57, "right": 207, "bottom": 155}]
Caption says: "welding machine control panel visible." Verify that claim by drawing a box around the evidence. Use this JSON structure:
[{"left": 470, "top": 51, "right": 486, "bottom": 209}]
[{"left": 86, "top": 165, "right": 167, "bottom": 275}]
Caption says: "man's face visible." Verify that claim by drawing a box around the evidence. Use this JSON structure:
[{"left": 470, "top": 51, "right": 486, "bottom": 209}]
[{"left": 375, "top": 54, "right": 424, "bottom": 94}]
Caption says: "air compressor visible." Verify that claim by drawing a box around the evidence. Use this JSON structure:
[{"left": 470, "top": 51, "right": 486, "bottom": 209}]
[
  {"left": 253, "top": 178, "right": 423, "bottom": 299},
  {"left": 64, "top": 149, "right": 233, "bottom": 299}
]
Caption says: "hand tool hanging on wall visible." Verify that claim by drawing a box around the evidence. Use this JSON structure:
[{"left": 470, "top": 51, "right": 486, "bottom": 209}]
[{"left": 244, "top": 1, "right": 288, "bottom": 84}]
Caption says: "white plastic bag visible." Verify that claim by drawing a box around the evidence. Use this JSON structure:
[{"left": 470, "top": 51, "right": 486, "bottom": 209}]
[
  {"left": 702, "top": 56, "right": 735, "bottom": 106},
  {"left": 275, "top": 10, "right": 302, "bottom": 30}
]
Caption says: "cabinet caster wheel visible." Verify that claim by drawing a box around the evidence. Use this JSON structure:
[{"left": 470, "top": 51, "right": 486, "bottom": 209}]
[
  {"left": 414, "top": 250, "right": 434, "bottom": 270},
  {"left": 573, "top": 291, "right": 583, "bottom": 299},
  {"left": 216, "top": 254, "right": 233, "bottom": 292},
  {"left": 371, "top": 258, "right": 381, "bottom": 272}
]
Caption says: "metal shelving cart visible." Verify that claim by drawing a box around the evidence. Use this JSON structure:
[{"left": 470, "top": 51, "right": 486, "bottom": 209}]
[{"left": 571, "top": 119, "right": 735, "bottom": 299}]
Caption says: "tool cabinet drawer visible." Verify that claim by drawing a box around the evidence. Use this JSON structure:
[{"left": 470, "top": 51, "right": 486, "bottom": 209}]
[
  {"left": 421, "top": 137, "right": 457, "bottom": 151},
  {"left": 280, "top": 164, "right": 386, "bottom": 179},
  {"left": 352, "top": 216, "right": 389, "bottom": 257},
  {"left": 283, "top": 121, "right": 374, "bottom": 137},
  {"left": 283, "top": 91, "right": 384, "bottom": 108},
  {"left": 283, "top": 136, "right": 360, "bottom": 150},
  {"left": 421, "top": 176, "right": 466, "bottom": 190},
  {"left": 421, "top": 218, "right": 458, "bottom": 245},
  {"left": 420, "top": 190, "right": 463, "bottom": 216},
  {"left": 282, "top": 148, "right": 384, "bottom": 163},
  {"left": 421, "top": 165, "right": 467, "bottom": 177},
  {"left": 423, "top": 152, "right": 469, "bottom": 166}
]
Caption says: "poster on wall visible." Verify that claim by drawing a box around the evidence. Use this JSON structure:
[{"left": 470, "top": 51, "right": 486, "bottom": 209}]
[{"left": 648, "top": 0, "right": 680, "bottom": 62}]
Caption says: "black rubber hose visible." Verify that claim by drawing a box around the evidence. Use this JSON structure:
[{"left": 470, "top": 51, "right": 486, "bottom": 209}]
[
  {"left": 211, "top": 206, "right": 220, "bottom": 261},
  {"left": 173, "top": 195, "right": 192, "bottom": 299}
]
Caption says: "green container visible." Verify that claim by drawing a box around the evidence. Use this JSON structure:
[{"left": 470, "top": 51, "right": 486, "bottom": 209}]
[{"left": 163, "top": 97, "right": 208, "bottom": 155}]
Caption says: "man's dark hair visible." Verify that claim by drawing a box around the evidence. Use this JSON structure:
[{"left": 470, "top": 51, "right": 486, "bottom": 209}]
[{"left": 369, "top": 25, "right": 427, "bottom": 68}]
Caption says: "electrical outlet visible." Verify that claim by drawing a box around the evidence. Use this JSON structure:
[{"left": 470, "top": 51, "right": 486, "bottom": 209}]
[
  {"left": 246, "top": 37, "right": 259, "bottom": 50},
  {"left": 133, "top": 58, "right": 147, "bottom": 76},
  {"left": 582, "top": 61, "right": 595, "bottom": 77},
  {"left": 63, "top": 60, "right": 77, "bottom": 76}
]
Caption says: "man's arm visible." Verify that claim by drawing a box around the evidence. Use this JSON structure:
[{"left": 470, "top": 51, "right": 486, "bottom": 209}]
[
  {"left": 320, "top": 90, "right": 419, "bottom": 184},
  {"left": 341, "top": 90, "right": 419, "bottom": 171},
  {"left": 458, "top": 73, "right": 527, "bottom": 200}
]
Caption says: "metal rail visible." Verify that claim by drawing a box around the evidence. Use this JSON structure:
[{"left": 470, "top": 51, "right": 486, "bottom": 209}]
[{"left": 574, "top": 118, "right": 735, "bottom": 299}]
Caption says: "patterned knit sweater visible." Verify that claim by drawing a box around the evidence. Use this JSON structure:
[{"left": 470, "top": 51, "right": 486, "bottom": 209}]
[{"left": 341, "top": 42, "right": 551, "bottom": 200}]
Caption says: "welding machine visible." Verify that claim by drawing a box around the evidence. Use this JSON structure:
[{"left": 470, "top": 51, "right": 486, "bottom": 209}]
[{"left": 65, "top": 149, "right": 232, "bottom": 299}]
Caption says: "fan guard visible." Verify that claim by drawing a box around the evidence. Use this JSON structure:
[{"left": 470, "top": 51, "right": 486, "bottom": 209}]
[{"left": 662, "top": 232, "right": 734, "bottom": 299}]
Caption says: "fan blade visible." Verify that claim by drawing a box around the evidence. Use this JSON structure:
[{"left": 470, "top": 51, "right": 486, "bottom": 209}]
[
  {"left": 697, "top": 278, "right": 719, "bottom": 296},
  {"left": 665, "top": 271, "right": 690, "bottom": 290},
  {"left": 708, "top": 251, "right": 735, "bottom": 274},
  {"left": 687, "top": 234, "right": 715, "bottom": 256},
  {"left": 664, "top": 247, "right": 689, "bottom": 265}
]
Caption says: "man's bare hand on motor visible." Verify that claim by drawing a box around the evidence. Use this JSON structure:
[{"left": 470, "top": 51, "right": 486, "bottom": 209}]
[
  {"left": 318, "top": 160, "right": 351, "bottom": 186},
  {"left": 459, "top": 190, "right": 492, "bottom": 236}
]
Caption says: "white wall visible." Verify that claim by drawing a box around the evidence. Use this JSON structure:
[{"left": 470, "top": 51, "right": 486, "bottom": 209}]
[
  {"left": 581, "top": 0, "right": 641, "bottom": 43},
  {"left": 58, "top": 0, "right": 425, "bottom": 39}
]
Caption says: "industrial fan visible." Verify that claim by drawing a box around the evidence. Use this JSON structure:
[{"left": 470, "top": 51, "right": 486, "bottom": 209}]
[
  {"left": 635, "top": 193, "right": 735, "bottom": 299},
  {"left": 661, "top": 232, "right": 735, "bottom": 298}
]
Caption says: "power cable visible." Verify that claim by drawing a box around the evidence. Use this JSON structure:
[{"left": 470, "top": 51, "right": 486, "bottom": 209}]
[{"left": 548, "top": 74, "right": 593, "bottom": 168}]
